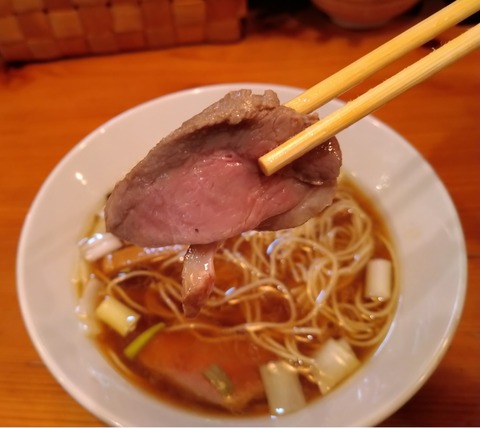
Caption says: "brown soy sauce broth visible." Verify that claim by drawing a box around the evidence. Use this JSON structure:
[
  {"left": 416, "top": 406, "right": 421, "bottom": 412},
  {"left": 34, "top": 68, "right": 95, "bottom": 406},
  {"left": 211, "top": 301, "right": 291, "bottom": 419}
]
[{"left": 84, "top": 175, "right": 397, "bottom": 418}]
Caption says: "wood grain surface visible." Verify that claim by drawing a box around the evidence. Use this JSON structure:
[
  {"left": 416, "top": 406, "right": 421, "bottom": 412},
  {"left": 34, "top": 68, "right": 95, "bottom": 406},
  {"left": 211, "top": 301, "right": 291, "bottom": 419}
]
[{"left": 1, "top": 1, "right": 478, "bottom": 426}]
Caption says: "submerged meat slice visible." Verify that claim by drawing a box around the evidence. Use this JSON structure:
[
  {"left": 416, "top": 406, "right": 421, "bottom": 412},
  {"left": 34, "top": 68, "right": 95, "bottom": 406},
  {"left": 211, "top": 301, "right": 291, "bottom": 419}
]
[
  {"left": 105, "top": 89, "right": 342, "bottom": 316},
  {"left": 138, "top": 330, "right": 274, "bottom": 412},
  {"left": 181, "top": 243, "right": 219, "bottom": 317}
]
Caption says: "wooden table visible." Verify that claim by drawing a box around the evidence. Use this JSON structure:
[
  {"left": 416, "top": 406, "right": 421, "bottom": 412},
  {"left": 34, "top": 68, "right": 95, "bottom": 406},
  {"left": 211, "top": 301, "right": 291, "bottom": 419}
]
[{"left": 1, "top": 2, "right": 479, "bottom": 426}]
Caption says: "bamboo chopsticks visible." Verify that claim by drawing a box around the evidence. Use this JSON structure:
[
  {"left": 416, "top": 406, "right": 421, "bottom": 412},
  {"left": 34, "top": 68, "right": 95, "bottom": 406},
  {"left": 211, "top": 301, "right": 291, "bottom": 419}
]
[{"left": 258, "top": 0, "right": 480, "bottom": 176}]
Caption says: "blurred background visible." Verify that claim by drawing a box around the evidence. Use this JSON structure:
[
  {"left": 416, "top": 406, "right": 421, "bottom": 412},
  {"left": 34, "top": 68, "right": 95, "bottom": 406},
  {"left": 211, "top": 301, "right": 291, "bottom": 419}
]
[{"left": 1, "top": 0, "right": 479, "bottom": 65}]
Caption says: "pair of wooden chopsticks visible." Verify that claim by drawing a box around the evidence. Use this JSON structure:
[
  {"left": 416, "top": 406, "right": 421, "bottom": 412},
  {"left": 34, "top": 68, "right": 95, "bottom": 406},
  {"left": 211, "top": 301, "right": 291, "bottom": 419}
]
[{"left": 259, "top": 0, "right": 480, "bottom": 176}]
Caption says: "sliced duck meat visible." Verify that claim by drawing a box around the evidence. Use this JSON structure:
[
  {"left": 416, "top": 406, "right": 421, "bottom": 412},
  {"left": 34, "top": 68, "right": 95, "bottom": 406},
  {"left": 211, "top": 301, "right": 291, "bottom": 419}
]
[
  {"left": 181, "top": 242, "right": 219, "bottom": 317},
  {"left": 138, "top": 330, "right": 274, "bottom": 412},
  {"left": 105, "top": 89, "right": 341, "bottom": 247},
  {"left": 105, "top": 89, "right": 342, "bottom": 316}
]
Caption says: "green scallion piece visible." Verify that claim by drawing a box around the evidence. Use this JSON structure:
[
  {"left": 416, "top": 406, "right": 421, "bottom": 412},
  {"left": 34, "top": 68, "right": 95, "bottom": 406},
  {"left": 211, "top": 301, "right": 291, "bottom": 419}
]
[
  {"left": 203, "top": 363, "right": 234, "bottom": 397},
  {"left": 123, "top": 322, "right": 166, "bottom": 360}
]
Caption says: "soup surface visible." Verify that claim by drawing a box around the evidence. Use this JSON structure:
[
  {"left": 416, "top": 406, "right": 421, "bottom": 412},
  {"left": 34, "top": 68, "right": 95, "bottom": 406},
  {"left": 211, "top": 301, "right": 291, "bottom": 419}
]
[{"left": 74, "top": 176, "right": 398, "bottom": 417}]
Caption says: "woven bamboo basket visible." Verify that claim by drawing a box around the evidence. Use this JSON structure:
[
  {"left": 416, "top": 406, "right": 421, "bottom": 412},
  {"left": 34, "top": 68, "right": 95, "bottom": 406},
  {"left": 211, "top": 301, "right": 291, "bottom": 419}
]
[{"left": 0, "top": 0, "right": 247, "bottom": 63}]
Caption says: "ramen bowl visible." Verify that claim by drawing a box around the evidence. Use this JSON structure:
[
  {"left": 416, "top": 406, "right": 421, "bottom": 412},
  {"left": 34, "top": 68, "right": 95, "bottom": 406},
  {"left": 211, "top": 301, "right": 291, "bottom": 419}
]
[{"left": 16, "top": 83, "right": 466, "bottom": 426}]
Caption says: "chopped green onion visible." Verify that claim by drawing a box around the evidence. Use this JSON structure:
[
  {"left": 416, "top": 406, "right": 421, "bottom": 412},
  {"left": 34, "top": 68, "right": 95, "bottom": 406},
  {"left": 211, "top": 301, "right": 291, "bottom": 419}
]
[
  {"left": 95, "top": 296, "right": 140, "bottom": 336},
  {"left": 365, "top": 258, "right": 392, "bottom": 300},
  {"left": 203, "top": 364, "right": 234, "bottom": 397},
  {"left": 259, "top": 360, "right": 306, "bottom": 415},
  {"left": 80, "top": 232, "right": 123, "bottom": 262},
  {"left": 76, "top": 277, "right": 103, "bottom": 337},
  {"left": 312, "top": 338, "right": 361, "bottom": 394},
  {"left": 124, "top": 322, "right": 166, "bottom": 360}
]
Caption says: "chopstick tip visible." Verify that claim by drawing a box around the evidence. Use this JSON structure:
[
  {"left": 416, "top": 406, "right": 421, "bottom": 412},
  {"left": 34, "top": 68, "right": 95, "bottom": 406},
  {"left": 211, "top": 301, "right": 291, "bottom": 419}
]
[{"left": 258, "top": 155, "right": 275, "bottom": 176}]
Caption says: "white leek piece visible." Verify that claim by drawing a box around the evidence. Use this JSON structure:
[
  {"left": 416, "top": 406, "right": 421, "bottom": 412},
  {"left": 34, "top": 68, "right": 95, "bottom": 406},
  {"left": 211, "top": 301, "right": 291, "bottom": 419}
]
[
  {"left": 313, "top": 338, "right": 360, "bottom": 394},
  {"left": 259, "top": 360, "right": 306, "bottom": 416},
  {"left": 80, "top": 232, "right": 123, "bottom": 262},
  {"left": 95, "top": 296, "right": 140, "bottom": 337},
  {"left": 76, "top": 277, "right": 103, "bottom": 336},
  {"left": 365, "top": 258, "right": 392, "bottom": 300},
  {"left": 72, "top": 253, "right": 91, "bottom": 288}
]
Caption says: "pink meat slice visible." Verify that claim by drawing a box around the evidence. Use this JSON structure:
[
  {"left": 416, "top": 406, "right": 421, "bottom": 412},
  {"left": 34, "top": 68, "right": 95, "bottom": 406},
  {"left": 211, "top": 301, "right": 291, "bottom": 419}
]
[
  {"left": 181, "top": 242, "right": 219, "bottom": 317},
  {"left": 105, "top": 89, "right": 342, "bottom": 316},
  {"left": 138, "top": 330, "right": 274, "bottom": 412}
]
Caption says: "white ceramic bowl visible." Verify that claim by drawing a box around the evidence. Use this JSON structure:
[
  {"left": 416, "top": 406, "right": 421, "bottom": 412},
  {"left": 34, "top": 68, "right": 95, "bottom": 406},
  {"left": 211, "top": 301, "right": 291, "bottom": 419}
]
[{"left": 17, "top": 83, "right": 466, "bottom": 426}]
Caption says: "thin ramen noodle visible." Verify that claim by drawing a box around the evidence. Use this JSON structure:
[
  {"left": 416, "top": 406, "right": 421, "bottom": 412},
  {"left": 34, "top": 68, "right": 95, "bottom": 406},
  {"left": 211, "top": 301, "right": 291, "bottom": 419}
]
[{"left": 74, "top": 176, "right": 398, "bottom": 416}]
